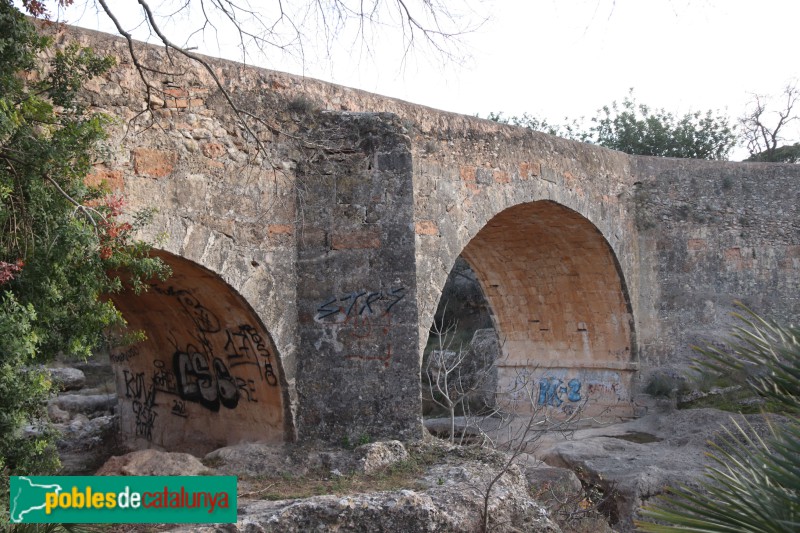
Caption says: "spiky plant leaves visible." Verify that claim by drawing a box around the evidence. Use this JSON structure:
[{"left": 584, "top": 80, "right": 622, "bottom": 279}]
[{"left": 637, "top": 306, "right": 799, "bottom": 532}]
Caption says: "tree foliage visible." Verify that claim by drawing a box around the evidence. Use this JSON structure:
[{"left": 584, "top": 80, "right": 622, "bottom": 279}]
[
  {"left": 637, "top": 307, "right": 800, "bottom": 532},
  {"left": 0, "top": 0, "right": 169, "bottom": 477},
  {"left": 487, "top": 91, "right": 738, "bottom": 160}
]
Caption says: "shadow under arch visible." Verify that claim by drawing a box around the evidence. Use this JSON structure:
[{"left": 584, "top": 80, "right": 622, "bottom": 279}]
[
  {"left": 454, "top": 200, "right": 637, "bottom": 419},
  {"left": 108, "top": 250, "right": 292, "bottom": 455}
]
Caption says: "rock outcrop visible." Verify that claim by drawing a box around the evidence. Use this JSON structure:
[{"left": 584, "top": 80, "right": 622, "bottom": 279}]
[
  {"left": 45, "top": 361, "right": 120, "bottom": 474},
  {"left": 169, "top": 441, "right": 562, "bottom": 532},
  {"left": 97, "top": 449, "right": 211, "bottom": 476},
  {"left": 539, "top": 408, "right": 778, "bottom": 531},
  {"left": 47, "top": 366, "right": 86, "bottom": 391}
]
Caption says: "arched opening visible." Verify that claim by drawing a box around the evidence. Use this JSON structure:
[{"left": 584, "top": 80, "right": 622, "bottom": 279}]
[
  {"left": 108, "top": 250, "right": 289, "bottom": 455},
  {"left": 431, "top": 200, "right": 636, "bottom": 421}
]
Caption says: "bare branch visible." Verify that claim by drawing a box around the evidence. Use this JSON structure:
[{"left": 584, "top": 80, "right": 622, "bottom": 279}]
[{"left": 741, "top": 81, "right": 799, "bottom": 161}]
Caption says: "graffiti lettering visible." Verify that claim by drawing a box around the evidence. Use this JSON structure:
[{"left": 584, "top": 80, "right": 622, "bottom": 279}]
[
  {"left": 315, "top": 287, "right": 406, "bottom": 321},
  {"left": 153, "top": 286, "right": 221, "bottom": 332},
  {"left": 224, "top": 325, "right": 278, "bottom": 386},
  {"left": 316, "top": 297, "right": 339, "bottom": 320},
  {"left": 341, "top": 291, "right": 367, "bottom": 317},
  {"left": 131, "top": 400, "right": 157, "bottom": 440},
  {"left": 537, "top": 377, "right": 583, "bottom": 407},
  {"left": 343, "top": 311, "right": 394, "bottom": 367},
  {"left": 123, "top": 370, "right": 157, "bottom": 441},
  {"left": 538, "top": 378, "right": 564, "bottom": 407},
  {"left": 314, "top": 287, "right": 405, "bottom": 367},
  {"left": 235, "top": 377, "right": 259, "bottom": 403},
  {"left": 567, "top": 378, "right": 582, "bottom": 402},
  {"left": 360, "top": 292, "right": 381, "bottom": 315},
  {"left": 151, "top": 359, "right": 177, "bottom": 394},
  {"left": 110, "top": 346, "right": 139, "bottom": 363},
  {"left": 118, "top": 285, "right": 281, "bottom": 445},
  {"left": 173, "top": 350, "right": 239, "bottom": 411},
  {"left": 171, "top": 399, "right": 188, "bottom": 418},
  {"left": 385, "top": 287, "right": 406, "bottom": 313}
]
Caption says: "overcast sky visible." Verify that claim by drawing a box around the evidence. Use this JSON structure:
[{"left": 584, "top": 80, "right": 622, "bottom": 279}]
[{"left": 51, "top": 0, "right": 800, "bottom": 160}]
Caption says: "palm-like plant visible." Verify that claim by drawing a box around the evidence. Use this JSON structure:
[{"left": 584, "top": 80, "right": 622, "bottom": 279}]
[{"left": 637, "top": 306, "right": 800, "bottom": 532}]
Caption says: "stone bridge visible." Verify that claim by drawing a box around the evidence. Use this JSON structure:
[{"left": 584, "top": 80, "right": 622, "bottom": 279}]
[{"left": 57, "top": 26, "right": 799, "bottom": 453}]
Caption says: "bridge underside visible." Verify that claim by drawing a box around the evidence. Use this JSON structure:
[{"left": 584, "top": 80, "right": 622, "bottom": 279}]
[
  {"left": 108, "top": 251, "right": 289, "bottom": 455},
  {"left": 461, "top": 201, "right": 636, "bottom": 419}
]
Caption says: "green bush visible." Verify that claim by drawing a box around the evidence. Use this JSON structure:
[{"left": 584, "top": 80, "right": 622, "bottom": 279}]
[{"left": 0, "top": 0, "right": 168, "bottom": 485}]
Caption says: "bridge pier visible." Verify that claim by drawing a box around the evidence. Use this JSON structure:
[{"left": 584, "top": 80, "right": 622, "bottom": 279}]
[{"left": 294, "top": 112, "right": 423, "bottom": 443}]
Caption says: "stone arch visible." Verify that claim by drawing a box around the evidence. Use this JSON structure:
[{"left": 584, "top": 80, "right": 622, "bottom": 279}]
[
  {"left": 108, "top": 250, "right": 291, "bottom": 454},
  {"left": 452, "top": 200, "right": 637, "bottom": 419}
]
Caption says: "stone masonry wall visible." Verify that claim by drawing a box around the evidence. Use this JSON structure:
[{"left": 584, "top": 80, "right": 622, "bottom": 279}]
[
  {"left": 294, "top": 112, "right": 421, "bottom": 443},
  {"left": 632, "top": 157, "right": 800, "bottom": 378},
  {"left": 45, "top": 22, "right": 800, "bottom": 444}
]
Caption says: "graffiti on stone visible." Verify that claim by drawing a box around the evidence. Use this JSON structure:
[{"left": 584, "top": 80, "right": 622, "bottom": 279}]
[
  {"left": 112, "top": 286, "right": 281, "bottom": 440},
  {"left": 110, "top": 346, "right": 139, "bottom": 363},
  {"left": 173, "top": 348, "right": 239, "bottom": 411},
  {"left": 171, "top": 399, "right": 188, "bottom": 418},
  {"left": 315, "top": 287, "right": 405, "bottom": 367},
  {"left": 537, "top": 377, "right": 582, "bottom": 407},
  {"left": 122, "top": 370, "right": 157, "bottom": 441},
  {"left": 315, "top": 287, "right": 405, "bottom": 321},
  {"left": 224, "top": 325, "right": 278, "bottom": 386}
]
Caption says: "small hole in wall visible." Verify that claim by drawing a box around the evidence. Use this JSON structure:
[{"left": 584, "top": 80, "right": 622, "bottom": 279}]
[{"left": 251, "top": 260, "right": 260, "bottom": 267}]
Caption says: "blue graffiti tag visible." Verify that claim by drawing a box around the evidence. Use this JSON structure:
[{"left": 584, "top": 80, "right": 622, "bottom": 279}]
[
  {"left": 538, "top": 377, "right": 582, "bottom": 406},
  {"left": 567, "top": 378, "right": 582, "bottom": 402},
  {"left": 538, "top": 378, "right": 563, "bottom": 406}
]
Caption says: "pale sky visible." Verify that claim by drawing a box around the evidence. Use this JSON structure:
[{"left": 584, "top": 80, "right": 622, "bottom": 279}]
[{"left": 46, "top": 0, "right": 800, "bottom": 160}]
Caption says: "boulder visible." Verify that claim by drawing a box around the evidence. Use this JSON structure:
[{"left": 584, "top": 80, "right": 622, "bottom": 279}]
[
  {"left": 57, "top": 414, "right": 118, "bottom": 475},
  {"left": 47, "top": 402, "right": 71, "bottom": 424},
  {"left": 48, "top": 366, "right": 86, "bottom": 391},
  {"left": 352, "top": 440, "right": 409, "bottom": 474},
  {"left": 52, "top": 393, "right": 116, "bottom": 417},
  {"left": 229, "top": 460, "right": 558, "bottom": 532},
  {"left": 524, "top": 464, "right": 583, "bottom": 507},
  {"left": 96, "top": 449, "right": 210, "bottom": 476},
  {"left": 203, "top": 442, "right": 304, "bottom": 478},
  {"left": 539, "top": 408, "right": 773, "bottom": 531},
  {"left": 169, "top": 441, "right": 562, "bottom": 533}
]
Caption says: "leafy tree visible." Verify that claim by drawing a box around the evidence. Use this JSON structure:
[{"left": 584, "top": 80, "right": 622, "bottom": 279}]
[
  {"left": 637, "top": 307, "right": 800, "bottom": 532},
  {"left": 745, "top": 142, "right": 800, "bottom": 164},
  {"left": 591, "top": 92, "right": 736, "bottom": 160},
  {"left": 486, "top": 91, "right": 737, "bottom": 160},
  {"left": 741, "top": 82, "right": 799, "bottom": 163},
  {"left": 0, "top": 0, "right": 169, "bottom": 479}
]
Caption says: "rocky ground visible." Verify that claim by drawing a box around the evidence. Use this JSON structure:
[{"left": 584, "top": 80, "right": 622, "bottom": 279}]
[
  {"left": 98, "top": 439, "right": 602, "bottom": 533},
  {"left": 43, "top": 360, "right": 123, "bottom": 475},
  {"left": 45, "top": 359, "right": 778, "bottom": 533}
]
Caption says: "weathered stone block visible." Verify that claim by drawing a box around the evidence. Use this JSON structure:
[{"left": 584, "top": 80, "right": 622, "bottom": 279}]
[
  {"left": 132, "top": 147, "right": 177, "bottom": 177},
  {"left": 415, "top": 220, "right": 438, "bottom": 235}
]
